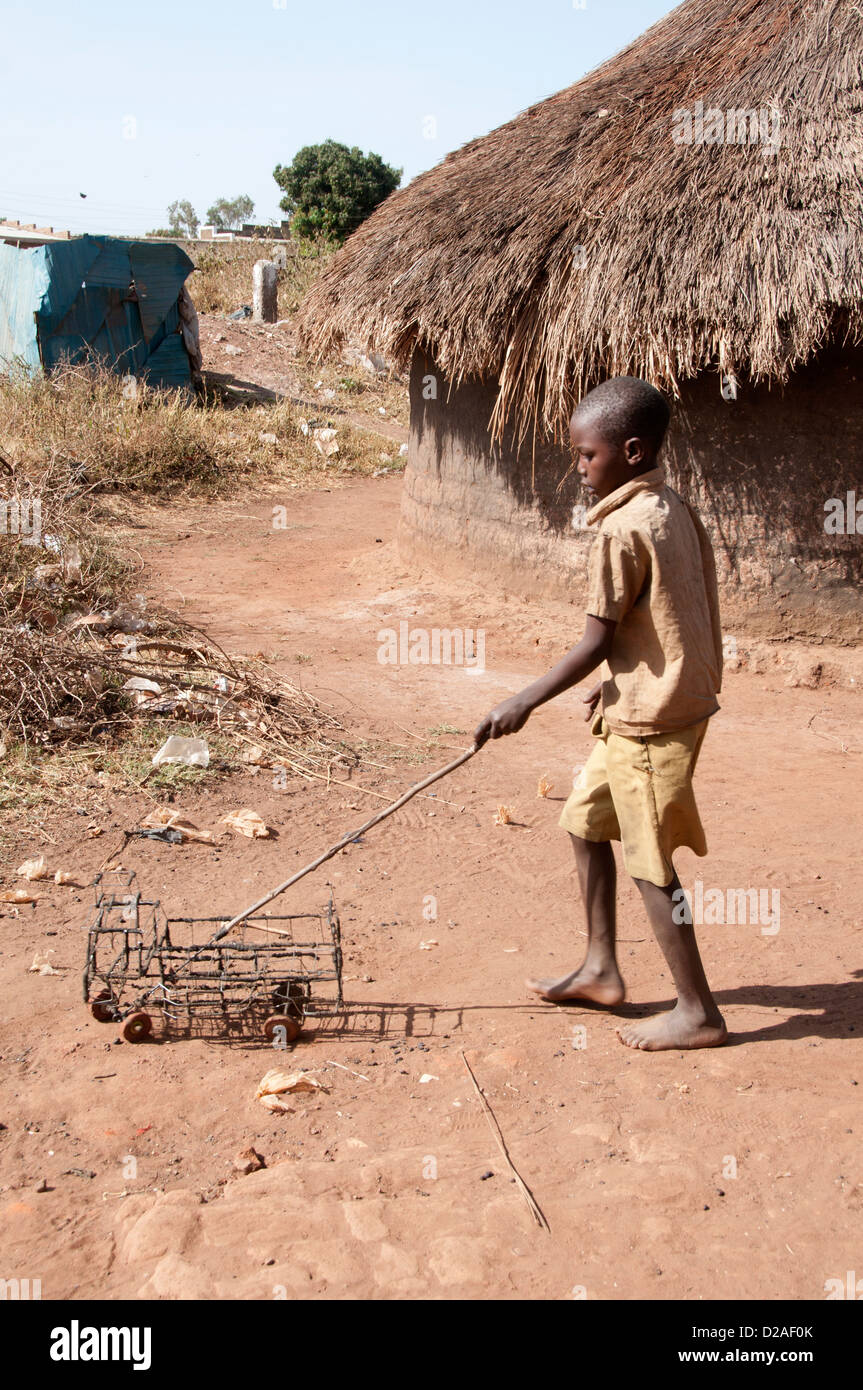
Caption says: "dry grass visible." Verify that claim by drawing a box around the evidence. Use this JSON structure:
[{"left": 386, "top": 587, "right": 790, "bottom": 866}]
[
  {"left": 289, "top": 348, "right": 410, "bottom": 431},
  {"left": 183, "top": 237, "right": 334, "bottom": 319},
  {"left": 0, "top": 359, "right": 402, "bottom": 498}
]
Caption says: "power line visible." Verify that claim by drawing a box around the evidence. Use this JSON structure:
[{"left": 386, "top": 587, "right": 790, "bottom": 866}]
[{"left": 0, "top": 194, "right": 174, "bottom": 218}]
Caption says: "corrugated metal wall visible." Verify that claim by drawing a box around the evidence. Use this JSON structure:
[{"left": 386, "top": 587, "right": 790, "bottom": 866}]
[{"left": 0, "top": 236, "right": 195, "bottom": 389}]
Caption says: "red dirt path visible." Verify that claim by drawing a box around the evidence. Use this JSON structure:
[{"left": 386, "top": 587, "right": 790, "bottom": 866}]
[{"left": 1, "top": 475, "right": 861, "bottom": 1301}]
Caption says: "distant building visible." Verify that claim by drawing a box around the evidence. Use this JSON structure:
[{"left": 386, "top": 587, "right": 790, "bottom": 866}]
[
  {"left": 196, "top": 222, "right": 292, "bottom": 243},
  {"left": 198, "top": 225, "right": 236, "bottom": 242},
  {"left": 0, "top": 219, "right": 72, "bottom": 247},
  {"left": 237, "top": 222, "right": 292, "bottom": 240}
]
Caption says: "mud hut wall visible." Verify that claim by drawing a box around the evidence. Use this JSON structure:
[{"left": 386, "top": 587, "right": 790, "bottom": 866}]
[
  {"left": 401, "top": 351, "right": 591, "bottom": 598},
  {"left": 400, "top": 348, "right": 863, "bottom": 641}
]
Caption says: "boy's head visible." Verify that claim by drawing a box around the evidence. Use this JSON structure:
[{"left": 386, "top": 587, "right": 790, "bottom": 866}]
[{"left": 570, "top": 376, "right": 670, "bottom": 500}]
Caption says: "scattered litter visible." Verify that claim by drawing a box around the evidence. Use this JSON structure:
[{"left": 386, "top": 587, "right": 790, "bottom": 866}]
[
  {"left": 223, "top": 344, "right": 244, "bottom": 356},
  {"left": 18, "top": 855, "right": 50, "bottom": 881},
  {"left": 503, "top": 947, "right": 520, "bottom": 953},
  {"left": 85, "top": 824, "right": 103, "bottom": 838},
  {"left": 130, "top": 827, "right": 184, "bottom": 845},
  {"left": 399, "top": 443, "right": 408, "bottom": 458},
  {"left": 63, "top": 544, "right": 83, "bottom": 584},
  {"left": 122, "top": 676, "right": 162, "bottom": 697},
  {"left": 54, "top": 870, "right": 84, "bottom": 886},
  {"left": 32, "top": 562, "right": 62, "bottom": 588},
  {"left": 151, "top": 735, "right": 210, "bottom": 769},
  {"left": 419, "top": 1074, "right": 439, "bottom": 1084},
  {"left": 258, "top": 432, "right": 278, "bottom": 445},
  {"left": 321, "top": 389, "right": 336, "bottom": 401},
  {"left": 63, "top": 1167, "right": 95, "bottom": 1180},
  {"left": 494, "top": 805, "right": 516, "bottom": 826},
  {"left": 342, "top": 346, "right": 388, "bottom": 375},
  {"left": 536, "top": 775, "right": 554, "bottom": 798},
  {"left": 221, "top": 808, "right": 270, "bottom": 839},
  {"left": 256, "top": 1069, "right": 327, "bottom": 1097},
  {"left": 140, "top": 809, "right": 216, "bottom": 844},
  {"left": 259, "top": 1096, "right": 293, "bottom": 1115},
  {"left": 256, "top": 1070, "right": 327, "bottom": 1112},
  {"left": 1, "top": 888, "right": 38, "bottom": 904},
  {"left": 234, "top": 1146, "right": 266, "bottom": 1174},
  {"left": 241, "top": 744, "right": 266, "bottom": 764},
  {"left": 419, "top": 939, "right": 439, "bottom": 950},
  {"left": 312, "top": 427, "right": 339, "bottom": 459},
  {"left": 66, "top": 608, "right": 155, "bottom": 636},
  {"left": 29, "top": 950, "right": 60, "bottom": 975},
  {"left": 298, "top": 417, "right": 310, "bottom": 436},
  {"left": 229, "top": 305, "right": 252, "bottom": 320}
]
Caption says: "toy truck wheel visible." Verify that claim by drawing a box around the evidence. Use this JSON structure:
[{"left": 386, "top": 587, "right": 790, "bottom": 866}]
[
  {"left": 90, "top": 989, "right": 119, "bottom": 1023},
  {"left": 273, "top": 980, "right": 309, "bottom": 1020},
  {"left": 122, "top": 1011, "right": 152, "bottom": 1043},
  {"left": 263, "top": 1014, "right": 301, "bottom": 1045}
]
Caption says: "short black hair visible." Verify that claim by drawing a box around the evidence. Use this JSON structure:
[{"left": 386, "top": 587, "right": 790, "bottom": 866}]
[{"left": 573, "top": 376, "right": 670, "bottom": 452}]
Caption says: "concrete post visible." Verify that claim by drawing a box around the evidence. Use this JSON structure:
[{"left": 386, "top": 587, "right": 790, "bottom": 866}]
[{"left": 252, "top": 260, "right": 278, "bottom": 323}]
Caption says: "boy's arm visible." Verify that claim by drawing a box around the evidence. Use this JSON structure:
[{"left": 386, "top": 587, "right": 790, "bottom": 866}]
[{"left": 473, "top": 615, "right": 616, "bottom": 748}]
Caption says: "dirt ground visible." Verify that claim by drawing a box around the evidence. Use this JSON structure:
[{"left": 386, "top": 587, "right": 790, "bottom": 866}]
[{"left": 2, "top": 336, "right": 862, "bottom": 1302}]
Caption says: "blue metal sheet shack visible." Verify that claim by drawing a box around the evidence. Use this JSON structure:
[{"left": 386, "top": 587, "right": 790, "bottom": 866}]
[{"left": 0, "top": 236, "right": 195, "bottom": 389}]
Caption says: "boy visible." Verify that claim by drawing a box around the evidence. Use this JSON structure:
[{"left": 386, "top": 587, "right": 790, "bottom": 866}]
[{"left": 474, "top": 376, "right": 726, "bottom": 1051}]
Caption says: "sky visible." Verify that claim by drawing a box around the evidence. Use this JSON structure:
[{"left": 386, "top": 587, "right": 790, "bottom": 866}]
[{"left": 0, "top": 0, "right": 675, "bottom": 237}]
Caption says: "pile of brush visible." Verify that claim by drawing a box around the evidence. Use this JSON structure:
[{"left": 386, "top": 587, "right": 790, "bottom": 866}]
[{"left": 0, "top": 371, "right": 357, "bottom": 784}]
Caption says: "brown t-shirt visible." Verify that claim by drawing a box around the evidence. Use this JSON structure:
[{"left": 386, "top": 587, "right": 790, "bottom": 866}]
[{"left": 585, "top": 467, "right": 723, "bottom": 736}]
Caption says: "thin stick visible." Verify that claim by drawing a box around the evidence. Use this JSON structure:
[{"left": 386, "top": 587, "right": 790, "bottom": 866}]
[
  {"left": 217, "top": 745, "right": 478, "bottom": 935},
  {"left": 237, "top": 920, "right": 293, "bottom": 938},
  {"left": 461, "top": 1051, "right": 550, "bottom": 1232},
  {"left": 320, "top": 1060, "right": 371, "bottom": 1082},
  {"left": 143, "top": 746, "right": 480, "bottom": 997}
]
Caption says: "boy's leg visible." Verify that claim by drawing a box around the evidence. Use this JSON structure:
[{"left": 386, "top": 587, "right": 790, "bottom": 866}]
[
  {"left": 617, "top": 868, "right": 727, "bottom": 1050},
  {"left": 527, "top": 833, "right": 625, "bottom": 1005}
]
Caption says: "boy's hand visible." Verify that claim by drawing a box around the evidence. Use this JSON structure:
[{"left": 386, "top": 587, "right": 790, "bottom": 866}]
[
  {"left": 472, "top": 617, "right": 615, "bottom": 750},
  {"left": 583, "top": 681, "right": 602, "bottom": 720},
  {"left": 473, "top": 695, "right": 533, "bottom": 749}
]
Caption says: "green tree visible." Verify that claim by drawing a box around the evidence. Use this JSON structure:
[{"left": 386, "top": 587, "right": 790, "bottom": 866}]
[
  {"left": 273, "top": 140, "right": 401, "bottom": 244},
  {"left": 166, "top": 199, "right": 199, "bottom": 238},
  {"left": 205, "top": 194, "right": 255, "bottom": 231}
]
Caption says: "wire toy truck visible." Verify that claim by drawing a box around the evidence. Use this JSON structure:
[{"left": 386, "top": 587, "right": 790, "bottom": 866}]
[{"left": 83, "top": 870, "right": 342, "bottom": 1044}]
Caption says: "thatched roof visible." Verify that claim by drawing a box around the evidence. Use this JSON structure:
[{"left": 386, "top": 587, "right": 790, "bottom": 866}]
[{"left": 299, "top": 0, "right": 863, "bottom": 444}]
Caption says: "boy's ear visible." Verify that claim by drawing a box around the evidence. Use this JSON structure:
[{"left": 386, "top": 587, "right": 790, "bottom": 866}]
[{"left": 624, "top": 436, "right": 647, "bottom": 467}]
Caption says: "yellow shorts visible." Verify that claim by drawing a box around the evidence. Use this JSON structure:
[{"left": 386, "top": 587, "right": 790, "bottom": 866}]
[{"left": 558, "top": 713, "right": 710, "bottom": 887}]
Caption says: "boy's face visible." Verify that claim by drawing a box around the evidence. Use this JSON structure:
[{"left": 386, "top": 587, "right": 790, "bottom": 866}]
[{"left": 570, "top": 413, "right": 652, "bottom": 501}]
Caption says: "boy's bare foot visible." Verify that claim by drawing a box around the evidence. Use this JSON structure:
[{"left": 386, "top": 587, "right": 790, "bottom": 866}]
[
  {"left": 616, "top": 1003, "right": 727, "bottom": 1051},
  {"left": 526, "top": 965, "right": 625, "bottom": 1007}
]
